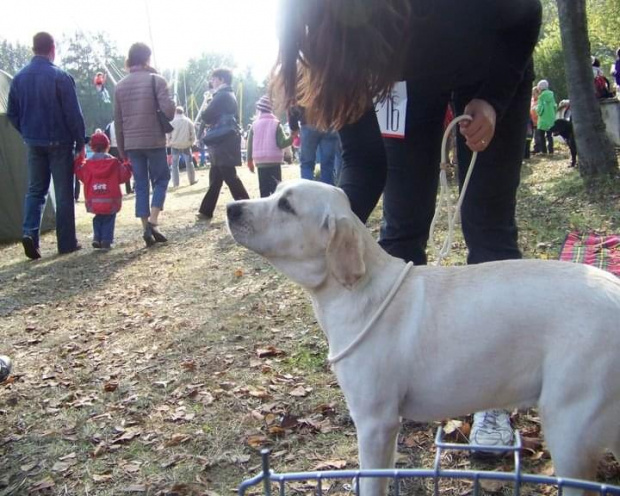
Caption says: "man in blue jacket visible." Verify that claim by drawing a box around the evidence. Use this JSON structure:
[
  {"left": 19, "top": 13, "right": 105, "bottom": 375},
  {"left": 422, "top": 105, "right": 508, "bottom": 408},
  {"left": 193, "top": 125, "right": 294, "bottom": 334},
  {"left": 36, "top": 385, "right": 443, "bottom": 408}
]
[{"left": 8, "top": 32, "right": 85, "bottom": 259}]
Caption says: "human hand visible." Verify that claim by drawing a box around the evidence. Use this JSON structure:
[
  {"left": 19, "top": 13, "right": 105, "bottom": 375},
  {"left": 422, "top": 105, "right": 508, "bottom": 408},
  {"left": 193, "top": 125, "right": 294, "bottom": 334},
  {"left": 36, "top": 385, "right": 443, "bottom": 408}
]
[
  {"left": 247, "top": 160, "right": 255, "bottom": 173},
  {"left": 459, "top": 99, "right": 496, "bottom": 152},
  {"left": 73, "top": 148, "right": 86, "bottom": 167}
]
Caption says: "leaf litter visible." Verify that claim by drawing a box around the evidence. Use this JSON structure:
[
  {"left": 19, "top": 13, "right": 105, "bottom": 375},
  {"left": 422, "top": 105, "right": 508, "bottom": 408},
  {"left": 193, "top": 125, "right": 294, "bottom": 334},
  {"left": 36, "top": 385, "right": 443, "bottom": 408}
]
[{"left": 0, "top": 158, "right": 618, "bottom": 495}]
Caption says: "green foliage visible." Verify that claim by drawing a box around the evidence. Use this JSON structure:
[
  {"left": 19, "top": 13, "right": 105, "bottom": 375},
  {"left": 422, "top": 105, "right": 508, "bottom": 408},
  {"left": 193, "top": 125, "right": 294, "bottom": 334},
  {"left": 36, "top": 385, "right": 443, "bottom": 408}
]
[
  {"left": 59, "top": 32, "right": 125, "bottom": 134},
  {"left": 534, "top": 17, "right": 568, "bottom": 100},
  {"left": 236, "top": 67, "right": 267, "bottom": 130},
  {"left": 180, "top": 52, "right": 235, "bottom": 121},
  {"left": 534, "top": 0, "right": 620, "bottom": 101},
  {"left": 0, "top": 38, "right": 31, "bottom": 76}
]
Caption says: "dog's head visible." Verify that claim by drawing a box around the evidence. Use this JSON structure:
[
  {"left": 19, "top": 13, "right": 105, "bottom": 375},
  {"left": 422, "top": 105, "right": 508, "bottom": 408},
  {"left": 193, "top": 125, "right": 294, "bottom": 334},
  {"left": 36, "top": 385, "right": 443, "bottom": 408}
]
[{"left": 227, "top": 179, "right": 366, "bottom": 290}]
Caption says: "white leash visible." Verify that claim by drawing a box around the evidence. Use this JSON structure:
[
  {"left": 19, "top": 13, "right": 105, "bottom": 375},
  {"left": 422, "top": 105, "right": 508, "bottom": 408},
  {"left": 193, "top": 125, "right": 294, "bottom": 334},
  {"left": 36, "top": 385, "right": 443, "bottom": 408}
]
[
  {"left": 327, "top": 261, "right": 414, "bottom": 365},
  {"left": 428, "top": 114, "right": 478, "bottom": 266}
]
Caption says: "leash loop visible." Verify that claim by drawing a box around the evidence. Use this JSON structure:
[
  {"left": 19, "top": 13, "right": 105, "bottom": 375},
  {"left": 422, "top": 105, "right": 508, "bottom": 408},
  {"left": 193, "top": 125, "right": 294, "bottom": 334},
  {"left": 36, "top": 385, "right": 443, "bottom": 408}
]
[{"left": 428, "top": 114, "right": 478, "bottom": 266}]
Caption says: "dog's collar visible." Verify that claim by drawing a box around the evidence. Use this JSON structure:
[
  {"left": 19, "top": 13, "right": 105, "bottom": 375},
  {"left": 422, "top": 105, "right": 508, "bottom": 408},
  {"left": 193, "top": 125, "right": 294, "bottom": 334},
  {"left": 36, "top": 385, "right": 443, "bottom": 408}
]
[{"left": 327, "top": 262, "right": 414, "bottom": 365}]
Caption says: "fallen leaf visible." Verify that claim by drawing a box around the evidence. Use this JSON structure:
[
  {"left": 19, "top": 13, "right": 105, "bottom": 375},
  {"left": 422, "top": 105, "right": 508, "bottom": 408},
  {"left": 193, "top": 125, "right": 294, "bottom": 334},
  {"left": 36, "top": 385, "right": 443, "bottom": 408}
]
[
  {"left": 268, "top": 426, "right": 286, "bottom": 437},
  {"left": 234, "top": 268, "right": 244, "bottom": 277},
  {"left": 480, "top": 479, "right": 506, "bottom": 493},
  {"left": 52, "top": 460, "right": 76, "bottom": 472},
  {"left": 121, "top": 485, "right": 147, "bottom": 493},
  {"left": 289, "top": 386, "right": 308, "bottom": 397},
  {"left": 256, "top": 346, "right": 285, "bottom": 358},
  {"left": 103, "top": 381, "right": 118, "bottom": 392},
  {"left": 112, "top": 428, "right": 141, "bottom": 444},
  {"left": 181, "top": 359, "right": 196, "bottom": 371},
  {"left": 229, "top": 454, "right": 251, "bottom": 464},
  {"left": 443, "top": 419, "right": 463, "bottom": 434},
  {"left": 28, "top": 477, "right": 55, "bottom": 493},
  {"left": 92, "top": 473, "right": 113, "bottom": 483},
  {"left": 314, "top": 459, "right": 347, "bottom": 470},
  {"left": 165, "top": 433, "right": 192, "bottom": 447},
  {"left": 20, "top": 462, "right": 39, "bottom": 472},
  {"left": 246, "top": 435, "right": 270, "bottom": 448},
  {"left": 92, "top": 442, "right": 107, "bottom": 458}
]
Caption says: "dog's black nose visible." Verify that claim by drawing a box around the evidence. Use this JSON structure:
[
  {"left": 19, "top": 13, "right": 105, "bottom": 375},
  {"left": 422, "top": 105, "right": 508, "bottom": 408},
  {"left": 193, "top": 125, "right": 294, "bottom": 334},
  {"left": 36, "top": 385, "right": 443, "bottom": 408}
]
[{"left": 227, "top": 202, "right": 244, "bottom": 222}]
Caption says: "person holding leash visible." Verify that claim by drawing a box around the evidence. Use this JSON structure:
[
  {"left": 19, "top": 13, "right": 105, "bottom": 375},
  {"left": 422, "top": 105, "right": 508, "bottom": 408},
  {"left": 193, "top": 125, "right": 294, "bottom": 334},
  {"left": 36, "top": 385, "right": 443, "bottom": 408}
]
[{"left": 274, "top": 0, "right": 542, "bottom": 453}]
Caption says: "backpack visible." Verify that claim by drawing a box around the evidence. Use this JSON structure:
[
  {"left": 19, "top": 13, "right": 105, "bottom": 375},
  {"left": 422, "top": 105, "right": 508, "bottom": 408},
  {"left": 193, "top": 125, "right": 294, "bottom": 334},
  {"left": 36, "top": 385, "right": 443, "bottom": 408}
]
[{"left": 594, "top": 75, "right": 613, "bottom": 99}]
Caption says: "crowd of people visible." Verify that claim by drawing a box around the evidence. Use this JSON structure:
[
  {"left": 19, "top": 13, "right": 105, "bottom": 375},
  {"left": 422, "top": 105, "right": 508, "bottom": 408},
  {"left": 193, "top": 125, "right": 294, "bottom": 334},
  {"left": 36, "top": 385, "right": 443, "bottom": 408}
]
[{"left": 7, "top": 33, "right": 344, "bottom": 260}]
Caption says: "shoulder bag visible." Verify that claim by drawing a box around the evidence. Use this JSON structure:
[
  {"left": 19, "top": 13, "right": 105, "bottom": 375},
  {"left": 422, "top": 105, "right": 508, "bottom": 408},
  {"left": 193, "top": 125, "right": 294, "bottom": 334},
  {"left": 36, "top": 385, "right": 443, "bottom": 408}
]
[
  {"left": 202, "top": 113, "right": 240, "bottom": 147},
  {"left": 151, "top": 75, "right": 174, "bottom": 134}
]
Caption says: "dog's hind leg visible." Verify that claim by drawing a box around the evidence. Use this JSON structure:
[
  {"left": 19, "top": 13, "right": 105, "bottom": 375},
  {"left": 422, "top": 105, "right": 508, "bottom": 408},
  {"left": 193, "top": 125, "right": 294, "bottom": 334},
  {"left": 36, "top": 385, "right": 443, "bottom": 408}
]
[
  {"left": 540, "top": 405, "right": 605, "bottom": 496},
  {"left": 355, "top": 417, "right": 400, "bottom": 496}
]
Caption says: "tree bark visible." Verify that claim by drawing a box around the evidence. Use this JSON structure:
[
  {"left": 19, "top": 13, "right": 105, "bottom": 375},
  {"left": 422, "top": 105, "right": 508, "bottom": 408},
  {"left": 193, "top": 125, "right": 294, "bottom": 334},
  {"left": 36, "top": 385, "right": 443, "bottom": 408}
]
[{"left": 556, "top": 0, "right": 618, "bottom": 176}]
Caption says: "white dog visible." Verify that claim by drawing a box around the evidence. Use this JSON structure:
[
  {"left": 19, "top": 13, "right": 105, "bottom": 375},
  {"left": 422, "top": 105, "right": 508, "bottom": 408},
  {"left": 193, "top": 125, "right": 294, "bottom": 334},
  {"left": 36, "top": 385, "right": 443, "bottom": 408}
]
[{"left": 227, "top": 179, "right": 620, "bottom": 495}]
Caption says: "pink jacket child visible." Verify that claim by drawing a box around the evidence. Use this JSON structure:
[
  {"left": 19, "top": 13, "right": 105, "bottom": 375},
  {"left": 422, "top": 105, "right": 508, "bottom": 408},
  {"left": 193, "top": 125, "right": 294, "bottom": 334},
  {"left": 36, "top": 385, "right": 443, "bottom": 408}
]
[
  {"left": 247, "top": 95, "right": 294, "bottom": 197},
  {"left": 75, "top": 131, "right": 132, "bottom": 249}
]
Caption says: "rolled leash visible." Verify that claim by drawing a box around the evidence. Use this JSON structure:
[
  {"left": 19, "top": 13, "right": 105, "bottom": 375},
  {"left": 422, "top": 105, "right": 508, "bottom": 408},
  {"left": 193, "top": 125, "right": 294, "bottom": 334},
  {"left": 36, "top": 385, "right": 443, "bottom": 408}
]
[{"left": 428, "top": 114, "right": 478, "bottom": 266}]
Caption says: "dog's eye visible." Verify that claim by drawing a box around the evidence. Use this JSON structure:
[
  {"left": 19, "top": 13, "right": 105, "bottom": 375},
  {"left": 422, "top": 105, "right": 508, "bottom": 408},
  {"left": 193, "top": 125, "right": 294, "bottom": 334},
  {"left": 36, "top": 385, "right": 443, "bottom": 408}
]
[{"left": 278, "top": 197, "right": 296, "bottom": 215}]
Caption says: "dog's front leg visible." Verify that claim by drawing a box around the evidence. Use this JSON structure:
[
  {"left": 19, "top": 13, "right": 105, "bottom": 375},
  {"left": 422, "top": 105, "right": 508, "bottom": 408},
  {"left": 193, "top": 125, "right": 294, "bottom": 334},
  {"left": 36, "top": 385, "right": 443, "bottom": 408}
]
[{"left": 355, "top": 417, "right": 400, "bottom": 496}]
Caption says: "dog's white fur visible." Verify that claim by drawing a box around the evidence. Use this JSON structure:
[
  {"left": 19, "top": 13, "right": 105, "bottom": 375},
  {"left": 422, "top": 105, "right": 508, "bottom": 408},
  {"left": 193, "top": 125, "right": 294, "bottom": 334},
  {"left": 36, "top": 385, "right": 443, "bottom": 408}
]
[{"left": 227, "top": 179, "right": 620, "bottom": 495}]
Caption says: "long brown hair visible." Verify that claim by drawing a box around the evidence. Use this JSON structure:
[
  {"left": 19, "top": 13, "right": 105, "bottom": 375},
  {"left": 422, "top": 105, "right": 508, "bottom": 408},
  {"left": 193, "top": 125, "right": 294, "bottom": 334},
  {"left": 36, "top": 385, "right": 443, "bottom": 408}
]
[{"left": 272, "top": 0, "right": 411, "bottom": 130}]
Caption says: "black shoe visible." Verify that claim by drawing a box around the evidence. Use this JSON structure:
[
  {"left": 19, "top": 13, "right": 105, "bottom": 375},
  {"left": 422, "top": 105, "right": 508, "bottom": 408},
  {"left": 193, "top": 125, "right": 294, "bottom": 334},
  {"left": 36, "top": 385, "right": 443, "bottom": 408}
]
[
  {"left": 92, "top": 240, "right": 102, "bottom": 249},
  {"left": 22, "top": 236, "right": 41, "bottom": 260},
  {"left": 100, "top": 241, "right": 112, "bottom": 251},
  {"left": 59, "top": 244, "right": 82, "bottom": 255},
  {"left": 148, "top": 222, "right": 168, "bottom": 243},
  {"left": 143, "top": 225, "right": 156, "bottom": 247}
]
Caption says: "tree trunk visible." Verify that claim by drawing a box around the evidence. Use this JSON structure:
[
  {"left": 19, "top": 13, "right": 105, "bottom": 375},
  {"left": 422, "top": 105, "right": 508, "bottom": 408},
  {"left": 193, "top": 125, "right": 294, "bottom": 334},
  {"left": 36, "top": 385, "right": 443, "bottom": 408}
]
[{"left": 556, "top": 0, "right": 618, "bottom": 177}]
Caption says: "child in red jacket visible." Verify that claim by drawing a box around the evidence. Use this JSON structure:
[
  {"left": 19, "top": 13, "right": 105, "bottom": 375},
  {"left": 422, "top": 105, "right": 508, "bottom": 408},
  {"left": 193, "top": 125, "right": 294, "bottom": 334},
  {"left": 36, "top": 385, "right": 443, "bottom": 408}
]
[{"left": 75, "top": 131, "right": 132, "bottom": 250}]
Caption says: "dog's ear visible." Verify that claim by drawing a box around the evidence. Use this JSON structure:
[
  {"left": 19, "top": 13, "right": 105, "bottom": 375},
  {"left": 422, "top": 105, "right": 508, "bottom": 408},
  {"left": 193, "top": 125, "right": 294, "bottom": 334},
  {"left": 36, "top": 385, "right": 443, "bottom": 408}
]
[{"left": 326, "top": 216, "right": 366, "bottom": 289}]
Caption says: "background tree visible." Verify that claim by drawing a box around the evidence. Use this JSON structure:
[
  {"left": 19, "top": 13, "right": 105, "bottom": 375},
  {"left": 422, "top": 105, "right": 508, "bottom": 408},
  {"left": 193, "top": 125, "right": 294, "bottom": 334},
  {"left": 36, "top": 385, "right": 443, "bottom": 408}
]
[
  {"left": 534, "top": 0, "right": 620, "bottom": 100},
  {"left": 59, "top": 32, "right": 125, "bottom": 134},
  {"left": 180, "top": 52, "right": 235, "bottom": 122},
  {"left": 0, "top": 39, "right": 31, "bottom": 76},
  {"left": 556, "top": 0, "right": 618, "bottom": 176},
  {"left": 236, "top": 68, "right": 267, "bottom": 130}
]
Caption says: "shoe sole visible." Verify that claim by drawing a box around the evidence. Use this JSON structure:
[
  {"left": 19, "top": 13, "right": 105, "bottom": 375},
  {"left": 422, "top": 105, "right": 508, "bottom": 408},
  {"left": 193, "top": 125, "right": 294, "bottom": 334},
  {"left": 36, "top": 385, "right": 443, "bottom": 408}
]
[{"left": 22, "top": 237, "right": 41, "bottom": 260}]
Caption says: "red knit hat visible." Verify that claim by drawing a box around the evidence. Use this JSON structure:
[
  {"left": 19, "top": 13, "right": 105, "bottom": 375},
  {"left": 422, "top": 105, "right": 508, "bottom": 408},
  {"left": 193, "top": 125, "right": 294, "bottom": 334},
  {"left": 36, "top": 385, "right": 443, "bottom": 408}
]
[{"left": 90, "top": 131, "right": 110, "bottom": 151}]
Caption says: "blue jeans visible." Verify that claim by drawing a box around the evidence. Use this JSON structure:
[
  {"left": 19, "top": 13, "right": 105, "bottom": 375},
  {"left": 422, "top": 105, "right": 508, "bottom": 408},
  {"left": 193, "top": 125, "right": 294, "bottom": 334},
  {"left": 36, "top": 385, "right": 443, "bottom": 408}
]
[
  {"left": 93, "top": 214, "right": 116, "bottom": 243},
  {"left": 127, "top": 148, "right": 170, "bottom": 218},
  {"left": 299, "top": 125, "right": 339, "bottom": 185},
  {"left": 23, "top": 144, "right": 78, "bottom": 253},
  {"left": 171, "top": 147, "right": 195, "bottom": 186}
]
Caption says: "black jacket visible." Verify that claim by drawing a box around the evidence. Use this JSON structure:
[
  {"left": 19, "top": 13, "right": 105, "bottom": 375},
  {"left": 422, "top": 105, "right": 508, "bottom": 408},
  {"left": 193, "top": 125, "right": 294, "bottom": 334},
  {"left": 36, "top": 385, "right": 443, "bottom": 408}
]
[
  {"left": 402, "top": 0, "right": 541, "bottom": 119},
  {"left": 200, "top": 85, "right": 241, "bottom": 167}
]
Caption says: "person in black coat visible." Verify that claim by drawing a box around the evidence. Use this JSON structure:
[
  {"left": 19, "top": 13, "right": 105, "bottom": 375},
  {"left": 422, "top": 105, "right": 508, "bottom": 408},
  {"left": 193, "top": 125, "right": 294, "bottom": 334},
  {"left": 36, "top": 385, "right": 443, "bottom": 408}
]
[
  {"left": 274, "top": 0, "right": 542, "bottom": 454},
  {"left": 197, "top": 68, "right": 249, "bottom": 220}
]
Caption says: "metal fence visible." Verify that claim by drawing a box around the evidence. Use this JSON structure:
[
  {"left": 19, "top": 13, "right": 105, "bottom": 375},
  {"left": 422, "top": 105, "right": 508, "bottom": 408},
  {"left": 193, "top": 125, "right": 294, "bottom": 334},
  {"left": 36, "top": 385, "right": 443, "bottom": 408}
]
[{"left": 239, "top": 427, "right": 620, "bottom": 496}]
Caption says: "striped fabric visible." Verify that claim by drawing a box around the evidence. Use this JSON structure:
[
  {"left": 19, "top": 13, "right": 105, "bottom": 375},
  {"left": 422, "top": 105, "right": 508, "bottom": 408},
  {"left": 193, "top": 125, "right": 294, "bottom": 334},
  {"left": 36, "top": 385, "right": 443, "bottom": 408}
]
[{"left": 559, "top": 231, "right": 620, "bottom": 277}]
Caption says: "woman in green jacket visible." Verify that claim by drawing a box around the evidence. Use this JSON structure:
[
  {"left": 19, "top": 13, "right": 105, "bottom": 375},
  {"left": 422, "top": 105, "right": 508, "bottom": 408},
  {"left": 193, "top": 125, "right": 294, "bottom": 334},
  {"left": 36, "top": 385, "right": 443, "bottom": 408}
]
[{"left": 535, "top": 79, "right": 557, "bottom": 154}]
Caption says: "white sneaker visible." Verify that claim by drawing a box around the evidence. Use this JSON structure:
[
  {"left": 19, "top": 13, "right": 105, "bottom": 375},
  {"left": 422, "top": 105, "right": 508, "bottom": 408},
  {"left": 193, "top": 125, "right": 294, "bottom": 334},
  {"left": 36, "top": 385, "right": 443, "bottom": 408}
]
[{"left": 470, "top": 409, "right": 514, "bottom": 455}]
